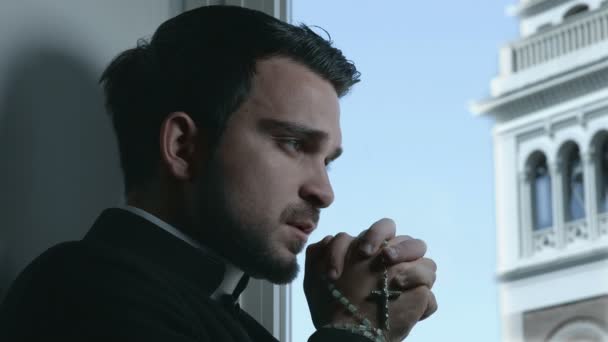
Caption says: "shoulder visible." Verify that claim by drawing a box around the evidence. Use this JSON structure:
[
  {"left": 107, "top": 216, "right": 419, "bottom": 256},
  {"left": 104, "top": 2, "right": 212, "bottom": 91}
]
[
  {"left": 0, "top": 240, "right": 205, "bottom": 341},
  {"left": 8, "top": 239, "right": 175, "bottom": 299}
]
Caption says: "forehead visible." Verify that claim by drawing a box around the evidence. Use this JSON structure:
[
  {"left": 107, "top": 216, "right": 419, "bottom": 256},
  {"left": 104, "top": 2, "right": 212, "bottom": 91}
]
[{"left": 243, "top": 57, "right": 342, "bottom": 142}]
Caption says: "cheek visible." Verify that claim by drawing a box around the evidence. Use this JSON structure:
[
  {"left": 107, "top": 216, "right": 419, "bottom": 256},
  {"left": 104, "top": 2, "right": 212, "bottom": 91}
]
[
  {"left": 217, "top": 127, "right": 302, "bottom": 219},
  {"left": 220, "top": 151, "right": 292, "bottom": 222}
]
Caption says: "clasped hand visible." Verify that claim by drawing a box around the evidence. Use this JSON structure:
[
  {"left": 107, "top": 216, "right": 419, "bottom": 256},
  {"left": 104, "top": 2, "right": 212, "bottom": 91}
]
[{"left": 304, "top": 218, "right": 438, "bottom": 342}]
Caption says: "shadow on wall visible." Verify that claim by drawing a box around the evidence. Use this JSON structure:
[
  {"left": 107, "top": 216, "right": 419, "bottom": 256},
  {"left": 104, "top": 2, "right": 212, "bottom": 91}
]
[{"left": 0, "top": 47, "right": 123, "bottom": 300}]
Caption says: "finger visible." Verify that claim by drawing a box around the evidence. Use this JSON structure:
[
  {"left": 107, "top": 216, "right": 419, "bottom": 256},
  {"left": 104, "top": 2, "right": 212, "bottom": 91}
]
[
  {"left": 420, "top": 290, "right": 437, "bottom": 321},
  {"left": 381, "top": 235, "right": 412, "bottom": 259},
  {"left": 321, "top": 235, "right": 334, "bottom": 245},
  {"left": 387, "top": 235, "right": 413, "bottom": 245},
  {"left": 368, "top": 235, "right": 411, "bottom": 270},
  {"left": 305, "top": 235, "right": 333, "bottom": 272},
  {"left": 392, "top": 285, "right": 431, "bottom": 338},
  {"left": 325, "top": 232, "right": 355, "bottom": 280},
  {"left": 382, "top": 238, "right": 427, "bottom": 264},
  {"left": 390, "top": 258, "right": 437, "bottom": 290},
  {"left": 357, "top": 218, "right": 397, "bottom": 256}
]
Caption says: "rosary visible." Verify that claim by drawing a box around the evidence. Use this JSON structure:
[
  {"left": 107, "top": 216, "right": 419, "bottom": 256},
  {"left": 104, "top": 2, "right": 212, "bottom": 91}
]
[{"left": 323, "top": 241, "right": 401, "bottom": 342}]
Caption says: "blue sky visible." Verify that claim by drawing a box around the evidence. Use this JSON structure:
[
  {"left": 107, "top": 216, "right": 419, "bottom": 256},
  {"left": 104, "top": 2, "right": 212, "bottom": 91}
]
[{"left": 290, "top": 1, "right": 519, "bottom": 341}]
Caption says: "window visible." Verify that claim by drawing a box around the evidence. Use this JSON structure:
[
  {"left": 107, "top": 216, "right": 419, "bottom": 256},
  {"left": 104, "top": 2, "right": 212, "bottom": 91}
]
[
  {"left": 530, "top": 153, "right": 553, "bottom": 230},
  {"left": 563, "top": 4, "right": 590, "bottom": 20},
  {"left": 548, "top": 319, "right": 608, "bottom": 341},
  {"left": 598, "top": 137, "right": 608, "bottom": 213},
  {"left": 561, "top": 144, "right": 585, "bottom": 221}
]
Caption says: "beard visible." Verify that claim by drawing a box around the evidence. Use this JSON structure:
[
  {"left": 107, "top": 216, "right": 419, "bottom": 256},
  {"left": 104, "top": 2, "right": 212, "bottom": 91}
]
[{"left": 191, "top": 160, "right": 307, "bottom": 284}]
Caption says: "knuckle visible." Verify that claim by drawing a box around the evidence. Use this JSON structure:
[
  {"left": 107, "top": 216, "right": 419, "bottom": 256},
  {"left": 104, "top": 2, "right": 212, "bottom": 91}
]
[
  {"left": 417, "top": 239, "right": 428, "bottom": 252},
  {"left": 405, "top": 238, "right": 427, "bottom": 255},
  {"left": 427, "top": 291, "right": 438, "bottom": 311},
  {"left": 305, "top": 242, "right": 321, "bottom": 257},
  {"left": 305, "top": 244, "right": 315, "bottom": 255},
  {"left": 321, "top": 235, "right": 334, "bottom": 245},
  {"left": 334, "top": 232, "right": 351, "bottom": 240},
  {"left": 422, "top": 258, "right": 437, "bottom": 272},
  {"left": 397, "top": 274, "right": 409, "bottom": 287},
  {"left": 370, "top": 218, "right": 396, "bottom": 234},
  {"left": 379, "top": 217, "right": 396, "bottom": 226},
  {"left": 395, "top": 262, "right": 411, "bottom": 275},
  {"left": 414, "top": 285, "right": 431, "bottom": 297}
]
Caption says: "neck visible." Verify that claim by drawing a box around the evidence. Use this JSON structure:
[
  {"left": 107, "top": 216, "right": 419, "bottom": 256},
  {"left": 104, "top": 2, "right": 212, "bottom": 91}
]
[
  {"left": 123, "top": 197, "right": 246, "bottom": 297},
  {"left": 126, "top": 184, "right": 185, "bottom": 232}
]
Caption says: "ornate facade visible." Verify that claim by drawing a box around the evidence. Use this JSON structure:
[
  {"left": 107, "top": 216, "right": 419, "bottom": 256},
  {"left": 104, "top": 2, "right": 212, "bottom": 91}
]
[{"left": 472, "top": 1, "right": 608, "bottom": 341}]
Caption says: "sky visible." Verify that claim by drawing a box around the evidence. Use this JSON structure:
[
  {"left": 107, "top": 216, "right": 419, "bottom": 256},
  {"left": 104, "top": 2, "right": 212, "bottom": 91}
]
[{"left": 290, "top": 1, "right": 519, "bottom": 341}]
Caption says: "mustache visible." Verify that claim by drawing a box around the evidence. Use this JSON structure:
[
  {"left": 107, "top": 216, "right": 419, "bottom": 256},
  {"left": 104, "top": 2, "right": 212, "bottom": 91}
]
[{"left": 281, "top": 203, "right": 319, "bottom": 226}]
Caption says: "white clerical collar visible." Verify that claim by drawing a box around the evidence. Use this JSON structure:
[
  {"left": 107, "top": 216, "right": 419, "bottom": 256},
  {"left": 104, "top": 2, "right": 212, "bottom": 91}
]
[{"left": 120, "top": 205, "right": 244, "bottom": 299}]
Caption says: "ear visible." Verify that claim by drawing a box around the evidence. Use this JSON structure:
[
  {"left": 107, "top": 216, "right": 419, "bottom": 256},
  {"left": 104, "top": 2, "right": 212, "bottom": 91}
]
[{"left": 159, "top": 112, "right": 206, "bottom": 181}]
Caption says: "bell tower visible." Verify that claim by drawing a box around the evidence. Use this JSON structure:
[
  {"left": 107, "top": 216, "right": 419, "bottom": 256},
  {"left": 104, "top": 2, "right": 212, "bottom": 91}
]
[{"left": 472, "top": 1, "right": 608, "bottom": 341}]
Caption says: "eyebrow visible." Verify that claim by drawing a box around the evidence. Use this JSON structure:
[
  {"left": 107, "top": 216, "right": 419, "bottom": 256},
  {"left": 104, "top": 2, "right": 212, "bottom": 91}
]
[{"left": 258, "top": 118, "right": 343, "bottom": 163}]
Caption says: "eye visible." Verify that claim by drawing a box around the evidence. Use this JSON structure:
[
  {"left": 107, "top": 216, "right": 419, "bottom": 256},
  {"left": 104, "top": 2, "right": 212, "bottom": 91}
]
[{"left": 278, "top": 138, "right": 304, "bottom": 153}]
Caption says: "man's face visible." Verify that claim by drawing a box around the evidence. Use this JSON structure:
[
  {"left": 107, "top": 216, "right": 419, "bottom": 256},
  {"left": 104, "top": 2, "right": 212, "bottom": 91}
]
[{"left": 195, "top": 57, "right": 342, "bottom": 284}]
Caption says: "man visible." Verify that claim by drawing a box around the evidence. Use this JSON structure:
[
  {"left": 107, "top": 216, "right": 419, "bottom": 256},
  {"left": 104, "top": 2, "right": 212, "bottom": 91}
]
[{"left": 0, "top": 5, "right": 437, "bottom": 341}]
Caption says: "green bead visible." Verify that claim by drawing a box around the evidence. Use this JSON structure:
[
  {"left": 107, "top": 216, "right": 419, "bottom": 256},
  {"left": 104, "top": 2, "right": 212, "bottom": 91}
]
[
  {"left": 331, "top": 289, "right": 340, "bottom": 298},
  {"left": 339, "top": 297, "right": 349, "bottom": 305},
  {"left": 347, "top": 304, "right": 356, "bottom": 313}
]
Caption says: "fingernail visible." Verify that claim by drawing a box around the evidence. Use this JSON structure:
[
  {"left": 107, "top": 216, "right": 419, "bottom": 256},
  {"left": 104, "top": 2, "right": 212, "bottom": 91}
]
[
  {"left": 360, "top": 243, "right": 373, "bottom": 255},
  {"left": 385, "top": 247, "right": 397, "bottom": 259}
]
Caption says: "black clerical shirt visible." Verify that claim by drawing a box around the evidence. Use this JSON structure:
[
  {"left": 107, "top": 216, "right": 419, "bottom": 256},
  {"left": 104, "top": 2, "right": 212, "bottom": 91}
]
[{"left": 0, "top": 208, "right": 370, "bottom": 341}]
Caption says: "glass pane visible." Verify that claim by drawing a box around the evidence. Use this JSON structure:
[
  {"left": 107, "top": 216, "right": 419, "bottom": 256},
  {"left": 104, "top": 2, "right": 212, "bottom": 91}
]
[
  {"left": 533, "top": 161, "right": 553, "bottom": 230},
  {"left": 566, "top": 151, "right": 585, "bottom": 221},
  {"left": 599, "top": 139, "right": 608, "bottom": 213}
]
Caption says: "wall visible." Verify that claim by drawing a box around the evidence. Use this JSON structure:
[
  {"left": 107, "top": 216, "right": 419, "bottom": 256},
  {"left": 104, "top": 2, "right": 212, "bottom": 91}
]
[
  {"left": 523, "top": 295, "right": 608, "bottom": 341},
  {"left": 0, "top": 0, "right": 175, "bottom": 299}
]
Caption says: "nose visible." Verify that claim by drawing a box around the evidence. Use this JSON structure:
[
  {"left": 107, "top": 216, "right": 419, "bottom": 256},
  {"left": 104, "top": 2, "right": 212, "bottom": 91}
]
[{"left": 299, "top": 165, "right": 335, "bottom": 209}]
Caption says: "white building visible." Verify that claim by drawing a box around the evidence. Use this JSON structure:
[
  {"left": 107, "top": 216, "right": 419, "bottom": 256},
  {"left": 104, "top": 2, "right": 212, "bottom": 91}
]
[{"left": 472, "top": 1, "right": 608, "bottom": 341}]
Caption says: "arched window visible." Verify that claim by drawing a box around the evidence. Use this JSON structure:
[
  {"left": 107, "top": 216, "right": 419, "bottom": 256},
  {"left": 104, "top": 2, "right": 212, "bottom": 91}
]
[
  {"left": 563, "top": 4, "right": 590, "bottom": 19},
  {"left": 548, "top": 318, "right": 608, "bottom": 342},
  {"left": 597, "top": 137, "right": 608, "bottom": 213},
  {"left": 530, "top": 153, "right": 553, "bottom": 230},
  {"left": 561, "top": 143, "right": 586, "bottom": 221}
]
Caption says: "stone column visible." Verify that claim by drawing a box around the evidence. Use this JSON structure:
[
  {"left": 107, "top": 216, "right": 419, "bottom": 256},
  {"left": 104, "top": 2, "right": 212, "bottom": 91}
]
[
  {"left": 583, "top": 150, "right": 598, "bottom": 241},
  {"left": 503, "top": 312, "right": 525, "bottom": 342},
  {"left": 550, "top": 161, "right": 565, "bottom": 249},
  {"left": 519, "top": 170, "right": 532, "bottom": 257}
]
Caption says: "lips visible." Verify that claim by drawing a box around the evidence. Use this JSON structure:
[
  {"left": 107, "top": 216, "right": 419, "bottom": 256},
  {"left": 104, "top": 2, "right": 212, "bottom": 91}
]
[{"left": 287, "top": 221, "right": 316, "bottom": 235}]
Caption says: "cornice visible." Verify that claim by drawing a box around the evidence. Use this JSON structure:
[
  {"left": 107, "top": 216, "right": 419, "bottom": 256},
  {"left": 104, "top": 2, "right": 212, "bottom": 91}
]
[
  {"left": 472, "top": 57, "right": 608, "bottom": 118},
  {"left": 497, "top": 244, "right": 608, "bottom": 282}
]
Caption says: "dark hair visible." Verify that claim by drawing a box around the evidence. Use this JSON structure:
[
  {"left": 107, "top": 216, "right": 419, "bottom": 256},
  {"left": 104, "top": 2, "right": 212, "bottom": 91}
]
[{"left": 100, "top": 5, "right": 360, "bottom": 194}]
